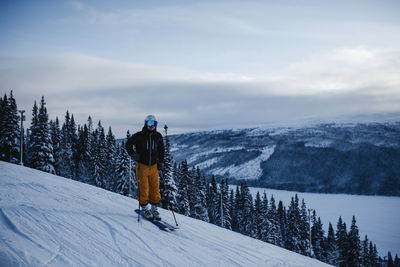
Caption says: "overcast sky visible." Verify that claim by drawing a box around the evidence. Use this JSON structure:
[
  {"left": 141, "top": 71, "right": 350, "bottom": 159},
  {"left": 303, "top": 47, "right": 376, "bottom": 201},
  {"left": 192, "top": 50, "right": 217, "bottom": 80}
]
[{"left": 1, "top": 0, "right": 400, "bottom": 136}]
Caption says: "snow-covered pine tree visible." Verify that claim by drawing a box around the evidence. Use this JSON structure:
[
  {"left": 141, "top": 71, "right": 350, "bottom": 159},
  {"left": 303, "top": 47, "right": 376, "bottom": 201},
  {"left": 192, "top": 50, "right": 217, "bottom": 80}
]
[
  {"left": 160, "top": 128, "right": 178, "bottom": 211},
  {"left": 29, "top": 97, "right": 55, "bottom": 174},
  {"left": 311, "top": 211, "right": 325, "bottom": 261},
  {"left": 76, "top": 123, "right": 92, "bottom": 184},
  {"left": 253, "top": 191, "right": 264, "bottom": 239},
  {"left": 368, "top": 241, "right": 379, "bottom": 267},
  {"left": 336, "top": 216, "right": 348, "bottom": 266},
  {"left": 266, "top": 194, "right": 281, "bottom": 246},
  {"left": 176, "top": 161, "right": 190, "bottom": 216},
  {"left": 115, "top": 144, "right": 134, "bottom": 197},
  {"left": 325, "top": 222, "right": 339, "bottom": 266},
  {"left": 0, "top": 91, "right": 20, "bottom": 163},
  {"left": 104, "top": 126, "right": 117, "bottom": 191},
  {"left": 231, "top": 186, "right": 241, "bottom": 232},
  {"left": 229, "top": 188, "right": 235, "bottom": 230},
  {"left": 299, "top": 199, "right": 311, "bottom": 256},
  {"left": 239, "top": 181, "right": 253, "bottom": 236},
  {"left": 50, "top": 117, "right": 61, "bottom": 174},
  {"left": 188, "top": 167, "right": 198, "bottom": 216},
  {"left": 394, "top": 254, "right": 400, "bottom": 267},
  {"left": 92, "top": 121, "right": 107, "bottom": 188},
  {"left": 0, "top": 95, "right": 6, "bottom": 160},
  {"left": 69, "top": 114, "right": 78, "bottom": 179},
  {"left": 27, "top": 101, "right": 39, "bottom": 167},
  {"left": 222, "top": 179, "right": 231, "bottom": 230},
  {"left": 285, "top": 194, "right": 302, "bottom": 253},
  {"left": 58, "top": 111, "right": 74, "bottom": 179},
  {"left": 388, "top": 252, "right": 394, "bottom": 267},
  {"left": 347, "top": 216, "right": 362, "bottom": 266},
  {"left": 277, "top": 200, "right": 287, "bottom": 248},
  {"left": 395, "top": 255, "right": 400, "bottom": 267},
  {"left": 361, "top": 235, "right": 370, "bottom": 267},
  {"left": 215, "top": 179, "right": 231, "bottom": 229},
  {"left": 191, "top": 167, "right": 209, "bottom": 222},
  {"left": 207, "top": 175, "right": 218, "bottom": 224}
]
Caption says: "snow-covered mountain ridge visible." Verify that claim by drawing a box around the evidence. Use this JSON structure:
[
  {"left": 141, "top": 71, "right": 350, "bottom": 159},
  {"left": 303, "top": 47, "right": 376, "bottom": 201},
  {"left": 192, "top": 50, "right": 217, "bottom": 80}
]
[
  {"left": 0, "top": 161, "right": 328, "bottom": 266},
  {"left": 169, "top": 122, "right": 400, "bottom": 196}
]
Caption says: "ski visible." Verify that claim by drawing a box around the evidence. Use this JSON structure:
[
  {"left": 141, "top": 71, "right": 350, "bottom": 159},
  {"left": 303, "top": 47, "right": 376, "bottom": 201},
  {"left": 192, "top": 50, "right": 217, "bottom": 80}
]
[
  {"left": 159, "top": 220, "right": 179, "bottom": 231},
  {"left": 134, "top": 209, "right": 177, "bottom": 232}
]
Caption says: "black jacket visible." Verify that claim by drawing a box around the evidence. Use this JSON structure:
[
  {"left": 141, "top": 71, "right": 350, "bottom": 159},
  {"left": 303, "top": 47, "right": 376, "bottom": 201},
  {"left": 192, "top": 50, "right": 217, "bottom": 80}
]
[{"left": 126, "top": 126, "right": 165, "bottom": 166}]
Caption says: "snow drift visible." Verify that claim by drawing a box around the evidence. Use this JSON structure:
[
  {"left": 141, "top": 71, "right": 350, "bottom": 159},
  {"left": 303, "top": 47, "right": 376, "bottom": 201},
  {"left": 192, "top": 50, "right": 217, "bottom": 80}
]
[{"left": 0, "top": 161, "right": 328, "bottom": 266}]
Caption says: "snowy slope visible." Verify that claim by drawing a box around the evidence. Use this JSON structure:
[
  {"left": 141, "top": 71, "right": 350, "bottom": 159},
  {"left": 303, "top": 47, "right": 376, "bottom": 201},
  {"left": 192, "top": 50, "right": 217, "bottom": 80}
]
[{"left": 0, "top": 161, "right": 328, "bottom": 266}]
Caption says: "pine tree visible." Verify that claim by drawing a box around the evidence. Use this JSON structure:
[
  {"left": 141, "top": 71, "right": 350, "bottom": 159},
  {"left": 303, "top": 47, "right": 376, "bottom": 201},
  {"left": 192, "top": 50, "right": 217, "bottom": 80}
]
[
  {"left": 348, "top": 216, "right": 362, "bottom": 266},
  {"left": 336, "top": 216, "right": 348, "bottom": 267},
  {"left": 266, "top": 194, "right": 281, "bottom": 245},
  {"left": 326, "top": 222, "right": 339, "bottom": 266},
  {"left": 92, "top": 121, "right": 107, "bottom": 188},
  {"left": 50, "top": 118, "right": 61, "bottom": 174},
  {"left": 215, "top": 179, "right": 231, "bottom": 229},
  {"left": 0, "top": 91, "right": 20, "bottom": 163},
  {"left": 311, "top": 212, "right": 325, "bottom": 261},
  {"left": 253, "top": 191, "right": 264, "bottom": 239},
  {"left": 160, "top": 127, "right": 178, "bottom": 212},
  {"left": 277, "top": 200, "right": 287, "bottom": 248},
  {"left": 259, "top": 192, "right": 269, "bottom": 242},
  {"left": 286, "top": 194, "right": 302, "bottom": 253},
  {"left": 76, "top": 123, "right": 91, "bottom": 183},
  {"left": 104, "top": 126, "right": 117, "bottom": 190},
  {"left": 115, "top": 144, "right": 134, "bottom": 197},
  {"left": 176, "top": 161, "right": 190, "bottom": 216},
  {"left": 29, "top": 97, "right": 55, "bottom": 174},
  {"left": 76, "top": 117, "right": 95, "bottom": 184},
  {"left": 192, "top": 167, "right": 209, "bottom": 222},
  {"left": 229, "top": 189, "right": 236, "bottom": 230},
  {"left": 58, "top": 111, "right": 74, "bottom": 179},
  {"left": 207, "top": 175, "right": 218, "bottom": 224},
  {"left": 0, "top": 95, "right": 6, "bottom": 160},
  {"left": 238, "top": 181, "right": 253, "bottom": 236},
  {"left": 394, "top": 254, "right": 400, "bottom": 267},
  {"left": 231, "top": 186, "right": 240, "bottom": 232},
  {"left": 362, "top": 235, "right": 371, "bottom": 267},
  {"left": 299, "top": 198, "right": 311, "bottom": 256},
  {"left": 388, "top": 252, "right": 395, "bottom": 267},
  {"left": 369, "top": 241, "right": 378, "bottom": 267}
]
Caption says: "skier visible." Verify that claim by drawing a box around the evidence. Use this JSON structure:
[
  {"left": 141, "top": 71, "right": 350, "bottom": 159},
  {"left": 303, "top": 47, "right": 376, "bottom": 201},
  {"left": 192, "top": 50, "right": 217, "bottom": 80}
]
[{"left": 126, "top": 115, "right": 165, "bottom": 221}]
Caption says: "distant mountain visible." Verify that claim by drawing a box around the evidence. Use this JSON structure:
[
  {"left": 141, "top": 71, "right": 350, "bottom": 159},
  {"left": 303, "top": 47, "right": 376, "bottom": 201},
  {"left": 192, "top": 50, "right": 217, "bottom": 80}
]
[{"left": 169, "top": 122, "right": 400, "bottom": 196}]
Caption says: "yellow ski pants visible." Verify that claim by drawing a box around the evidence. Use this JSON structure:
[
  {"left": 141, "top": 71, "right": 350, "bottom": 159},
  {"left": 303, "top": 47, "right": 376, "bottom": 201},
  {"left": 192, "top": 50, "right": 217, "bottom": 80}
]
[{"left": 136, "top": 162, "right": 161, "bottom": 206}]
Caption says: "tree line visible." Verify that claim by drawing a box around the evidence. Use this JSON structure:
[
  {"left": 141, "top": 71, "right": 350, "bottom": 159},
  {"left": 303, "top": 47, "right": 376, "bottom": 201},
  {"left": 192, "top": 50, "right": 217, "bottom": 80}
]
[{"left": 1, "top": 91, "right": 399, "bottom": 267}]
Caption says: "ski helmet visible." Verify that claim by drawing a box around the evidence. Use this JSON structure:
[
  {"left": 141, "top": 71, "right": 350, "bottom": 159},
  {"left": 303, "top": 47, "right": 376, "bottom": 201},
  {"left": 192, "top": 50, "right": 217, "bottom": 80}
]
[{"left": 144, "top": 114, "right": 157, "bottom": 127}]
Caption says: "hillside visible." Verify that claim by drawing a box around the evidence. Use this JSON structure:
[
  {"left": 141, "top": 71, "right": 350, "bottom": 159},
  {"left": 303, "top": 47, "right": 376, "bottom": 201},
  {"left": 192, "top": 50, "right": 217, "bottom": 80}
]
[
  {"left": 169, "top": 122, "right": 400, "bottom": 196},
  {"left": 0, "top": 161, "right": 328, "bottom": 266}
]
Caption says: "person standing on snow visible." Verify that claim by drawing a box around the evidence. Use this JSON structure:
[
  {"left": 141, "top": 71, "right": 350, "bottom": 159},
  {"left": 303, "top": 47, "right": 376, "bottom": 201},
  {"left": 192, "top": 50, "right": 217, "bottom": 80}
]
[{"left": 126, "top": 115, "right": 165, "bottom": 221}]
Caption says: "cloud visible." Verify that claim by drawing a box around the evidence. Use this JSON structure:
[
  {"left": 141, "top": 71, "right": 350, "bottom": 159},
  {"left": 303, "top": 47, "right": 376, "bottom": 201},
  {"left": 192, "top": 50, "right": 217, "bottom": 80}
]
[{"left": 1, "top": 46, "right": 399, "bottom": 136}]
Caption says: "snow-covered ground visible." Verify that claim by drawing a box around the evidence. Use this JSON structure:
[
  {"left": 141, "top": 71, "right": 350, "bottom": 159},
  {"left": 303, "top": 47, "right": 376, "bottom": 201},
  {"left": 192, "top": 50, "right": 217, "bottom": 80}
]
[
  {"left": 0, "top": 161, "right": 328, "bottom": 266},
  {"left": 243, "top": 186, "right": 400, "bottom": 257}
]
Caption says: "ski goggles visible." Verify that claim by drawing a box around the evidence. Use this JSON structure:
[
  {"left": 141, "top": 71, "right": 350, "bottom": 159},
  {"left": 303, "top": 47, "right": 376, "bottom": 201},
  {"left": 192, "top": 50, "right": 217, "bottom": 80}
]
[{"left": 146, "top": 120, "right": 158, "bottom": 127}]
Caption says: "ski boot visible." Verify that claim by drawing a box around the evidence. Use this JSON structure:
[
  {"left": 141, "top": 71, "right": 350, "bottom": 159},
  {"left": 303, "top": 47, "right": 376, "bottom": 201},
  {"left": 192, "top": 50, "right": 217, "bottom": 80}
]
[
  {"left": 151, "top": 204, "right": 161, "bottom": 221},
  {"left": 141, "top": 205, "right": 154, "bottom": 221}
]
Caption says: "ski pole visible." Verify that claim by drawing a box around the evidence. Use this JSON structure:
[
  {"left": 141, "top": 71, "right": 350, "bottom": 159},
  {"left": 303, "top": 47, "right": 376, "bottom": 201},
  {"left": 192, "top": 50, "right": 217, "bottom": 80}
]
[
  {"left": 160, "top": 170, "right": 179, "bottom": 226},
  {"left": 137, "top": 162, "right": 141, "bottom": 223}
]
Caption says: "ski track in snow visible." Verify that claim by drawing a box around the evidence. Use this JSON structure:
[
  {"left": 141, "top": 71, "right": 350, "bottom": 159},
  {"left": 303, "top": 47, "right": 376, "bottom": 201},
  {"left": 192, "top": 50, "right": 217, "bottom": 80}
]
[{"left": 0, "top": 161, "right": 328, "bottom": 267}]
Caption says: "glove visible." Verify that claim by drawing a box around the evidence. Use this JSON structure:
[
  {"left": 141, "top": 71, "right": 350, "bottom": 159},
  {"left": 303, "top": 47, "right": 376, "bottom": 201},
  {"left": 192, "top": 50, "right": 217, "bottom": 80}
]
[
  {"left": 157, "top": 162, "right": 163, "bottom": 171},
  {"left": 131, "top": 153, "right": 139, "bottom": 161}
]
